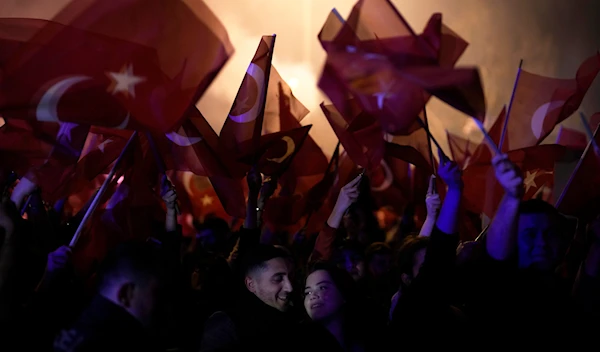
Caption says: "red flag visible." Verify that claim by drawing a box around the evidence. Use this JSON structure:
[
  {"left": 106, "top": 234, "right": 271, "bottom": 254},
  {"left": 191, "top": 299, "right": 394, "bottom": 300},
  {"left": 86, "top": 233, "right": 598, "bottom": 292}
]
[
  {"left": 263, "top": 67, "right": 309, "bottom": 132},
  {"left": 385, "top": 126, "right": 433, "bottom": 171},
  {"left": 219, "top": 35, "right": 275, "bottom": 167},
  {"left": 320, "top": 101, "right": 384, "bottom": 171},
  {"left": 0, "top": 119, "right": 56, "bottom": 175},
  {"left": 502, "top": 53, "right": 600, "bottom": 150},
  {"left": 1, "top": 0, "right": 233, "bottom": 132},
  {"left": 420, "top": 13, "right": 469, "bottom": 68},
  {"left": 264, "top": 66, "right": 327, "bottom": 177},
  {"left": 29, "top": 122, "right": 91, "bottom": 202},
  {"left": 0, "top": 18, "right": 47, "bottom": 69},
  {"left": 446, "top": 130, "right": 478, "bottom": 170},
  {"left": 555, "top": 126, "right": 588, "bottom": 150},
  {"left": 557, "top": 129, "right": 600, "bottom": 219},
  {"left": 463, "top": 145, "right": 566, "bottom": 217},
  {"left": 240, "top": 125, "right": 312, "bottom": 176}
]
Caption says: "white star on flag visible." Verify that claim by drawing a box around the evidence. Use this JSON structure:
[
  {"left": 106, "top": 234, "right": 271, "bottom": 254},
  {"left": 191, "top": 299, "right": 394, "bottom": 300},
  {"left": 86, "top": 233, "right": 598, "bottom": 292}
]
[
  {"left": 57, "top": 122, "right": 77, "bottom": 143},
  {"left": 107, "top": 64, "right": 145, "bottom": 98},
  {"left": 523, "top": 169, "right": 553, "bottom": 193},
  {"left": 201, "top": 194, "right": 213, "bottom": 207}
]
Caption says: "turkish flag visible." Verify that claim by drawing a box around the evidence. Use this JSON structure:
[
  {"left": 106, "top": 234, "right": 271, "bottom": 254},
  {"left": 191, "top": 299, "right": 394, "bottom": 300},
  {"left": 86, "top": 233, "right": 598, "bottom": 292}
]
[
  {"left": 241, "top": 125, "right": 312, "bottom": 176},
  {"left": 0, "top": 0, "right": 233, "bottom": 132},
  {"left": 501, "top": 52, "right": 600, "bottom": 151},
  {"left": 263, "top": 66, "right": 327, "bottom": 178},
  {"left": 463, "top": 144, "right": 567, "bottom": 217},
  {"left": 320, "top": 101, "right": 384, "bottom": 171},
  {"left": 59, "top": 129, "right": 133, "bottom": 198},
  {"left": 29, "top": 122, "right": 91, "bottom": 202},
  {"left": 219, "top": 35, "right": 275, "bottom": 172},
  {"left": 318, "top": 3, "right": 476, "bottom": 136}
]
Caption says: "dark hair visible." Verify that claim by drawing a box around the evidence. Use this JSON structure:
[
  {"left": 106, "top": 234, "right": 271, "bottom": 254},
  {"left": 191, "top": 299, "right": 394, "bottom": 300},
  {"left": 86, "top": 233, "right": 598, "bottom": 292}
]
[
  {"left": 519, "top": 199, "right": 559, "bottom": 217},
  {"left": 365, "top": 242, "right": 392, "bottom": 264},
  {"left": 331, "top": 239, "right": 365, "bottom": 266},
  {"left": 239, "top": 244, "right": 290, "bottom": 277},
  {"left": 307, "top": 261, "right": 356, "bottom": 302},
  {"left": 97, "top": 241, "right": 164, "bottom": 289},
  {"left": 396, "top": 235, "right": 429, "bottom": 277}
]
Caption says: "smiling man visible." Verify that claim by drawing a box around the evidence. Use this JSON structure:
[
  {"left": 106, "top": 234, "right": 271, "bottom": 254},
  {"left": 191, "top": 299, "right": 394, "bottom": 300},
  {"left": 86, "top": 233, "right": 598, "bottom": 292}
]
[{"left": 200, "top": 244, "right": 300, "bottom": 352}]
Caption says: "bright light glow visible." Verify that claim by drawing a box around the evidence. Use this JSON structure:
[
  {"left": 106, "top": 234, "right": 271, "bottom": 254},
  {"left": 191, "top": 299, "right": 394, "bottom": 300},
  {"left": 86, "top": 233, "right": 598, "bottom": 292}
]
[
  {"left": 116, "top": 176, "right": 124, "bottom": 184},
  {"left": 287, "top": 77, "right": 299, "bottom": 90}
]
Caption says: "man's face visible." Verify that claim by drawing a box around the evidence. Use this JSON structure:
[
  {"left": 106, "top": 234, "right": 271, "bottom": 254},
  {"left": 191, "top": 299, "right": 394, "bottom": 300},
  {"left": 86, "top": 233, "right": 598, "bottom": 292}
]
[
  {"left": 246, "top": 257, "right": 293, "bottom": 312},
  {"left": 517, "top": 212, "right": 561, "bottom": 271},
  {"left": 129, "top": 278, "right": 161, "bottom": 327},
  {"left": 334, "top": 249, "right": 365, "bottom": 281}
]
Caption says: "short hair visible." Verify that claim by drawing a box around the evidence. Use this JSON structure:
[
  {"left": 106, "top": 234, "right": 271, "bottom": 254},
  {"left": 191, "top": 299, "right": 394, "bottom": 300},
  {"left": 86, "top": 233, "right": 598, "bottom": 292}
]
[
  {"left": 519, "top": 199, "right": 559, "bottom": 217},
  {"left": 97, "top": 241, "right": 165, "bottom": 290},
  {"left": 365, "top": 242, "right": 392, "bottom": 263},
  {"left": 396, "top": 235, "right": 430, "bottom": 276},
  {"left": 239, "top": 244, "right": 290, "bottom": 278}
]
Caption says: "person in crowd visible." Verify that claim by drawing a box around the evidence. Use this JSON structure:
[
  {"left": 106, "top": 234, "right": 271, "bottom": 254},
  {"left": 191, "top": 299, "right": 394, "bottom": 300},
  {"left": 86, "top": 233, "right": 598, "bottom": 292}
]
[{"left": 53, "top": 242, "right": 166, "bottom": 352}]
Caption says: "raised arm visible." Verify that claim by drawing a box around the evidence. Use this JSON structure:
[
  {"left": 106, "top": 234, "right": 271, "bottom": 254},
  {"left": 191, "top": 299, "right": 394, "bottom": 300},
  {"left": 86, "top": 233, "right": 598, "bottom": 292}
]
[
  {"left": 486, "top": 154, "right": 523, "bottom": 261},
  {"left": 310, "top": 174, "right": 361, "bottom": 262},
  {"left": 419, "top": 175, "right": 441, "bottom": 237}
]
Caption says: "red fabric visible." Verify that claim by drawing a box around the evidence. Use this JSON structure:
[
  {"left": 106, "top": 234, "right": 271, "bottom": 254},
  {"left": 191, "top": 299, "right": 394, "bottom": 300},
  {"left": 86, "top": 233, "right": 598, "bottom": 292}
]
[
  {"left": 502, "top": 52, "right": 600, "bottom": 151},
  {"left": 320, "top": 101, "right": 384, "bottom": 171},
  {"left": 219, "top": 35, "right": 275, "bottom": 174},
  {"left": 0, "top": 1, "right": 233, "bottom": 132}
]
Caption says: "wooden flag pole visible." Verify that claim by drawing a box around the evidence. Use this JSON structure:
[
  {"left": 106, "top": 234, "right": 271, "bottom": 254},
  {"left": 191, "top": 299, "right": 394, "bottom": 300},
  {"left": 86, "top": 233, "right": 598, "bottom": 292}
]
[
  {"left": 554, "top": 123, "right": 600, "bottom": 208},
  {"left": 69, "top": 131, "right": 137, "bottom": 248},
  {"left": 498, "top": 59, "right": 523, "bottom": 152}
]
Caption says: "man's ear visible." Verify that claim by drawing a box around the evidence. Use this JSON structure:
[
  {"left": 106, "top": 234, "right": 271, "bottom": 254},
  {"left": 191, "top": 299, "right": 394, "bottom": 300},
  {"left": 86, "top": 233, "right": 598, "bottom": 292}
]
[
  {"left": 245, "top": 276, "right": 255, "bottom": 293},
  {"left": 117, "top": 282, "right": 135, "bottom": 308}
]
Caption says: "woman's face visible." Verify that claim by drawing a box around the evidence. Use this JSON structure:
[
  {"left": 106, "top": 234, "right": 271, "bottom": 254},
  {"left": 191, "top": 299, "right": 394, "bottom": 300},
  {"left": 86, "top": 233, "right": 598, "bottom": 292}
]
[{"left": 304, "top": 270, "right": 345, "bottom": 322}]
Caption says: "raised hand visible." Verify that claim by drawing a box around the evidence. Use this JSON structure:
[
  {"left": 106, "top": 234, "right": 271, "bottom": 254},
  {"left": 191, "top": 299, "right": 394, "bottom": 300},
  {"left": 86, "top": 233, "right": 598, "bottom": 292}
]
[
  {"left": 160, "top": 175, "right": 178, "bottom": 212},
  {"left": 337, "top": 173, "right": 362, "bottom": 211},
  {"left": 492, "top": 154, "right": 523, "bottom": 199},
  {"left": 425, "top": 175, "right": 441, "bottom": 216},
  {"left": 327, "top": 173, "right": 362, "bottom": 229},
  {"left": 46, "top": 245, "right": 72, "bottom": 275},
  {"left": 437, "top": 149, "right": 463, "bottom": 190}
]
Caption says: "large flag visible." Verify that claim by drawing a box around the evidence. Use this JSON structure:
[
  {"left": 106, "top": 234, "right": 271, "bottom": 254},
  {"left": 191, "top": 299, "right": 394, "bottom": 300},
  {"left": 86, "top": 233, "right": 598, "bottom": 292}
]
[
  {"left": 501, "top": 53, "right": 600, "bottom": 151},
  {"left": 0, "top": 0, "right": 233, "bottom": 132},
  {"left": 219, "top": 35, "right": 275, "bottom": 169}
]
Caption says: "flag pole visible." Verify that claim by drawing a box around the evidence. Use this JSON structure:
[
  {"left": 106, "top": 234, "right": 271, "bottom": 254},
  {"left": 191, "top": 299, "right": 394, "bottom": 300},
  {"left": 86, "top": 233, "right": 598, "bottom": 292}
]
[
  {"left": 423, "top": 106, "right": 436, "bottom": 176},
  {"left": 554, "top": 123, "right": 600, "bottom": 208},
  {"left": 145, "top": 132, "right": 180, "bottom": 215},
  {"left": 497, "top": 59, "right": 523, "bottom": 152},
  {"left": 69, "top": 131, "right": 137, "bottom": 248},
  {"left": 415, "top": 117, "right": 447, "bottom": 162}
]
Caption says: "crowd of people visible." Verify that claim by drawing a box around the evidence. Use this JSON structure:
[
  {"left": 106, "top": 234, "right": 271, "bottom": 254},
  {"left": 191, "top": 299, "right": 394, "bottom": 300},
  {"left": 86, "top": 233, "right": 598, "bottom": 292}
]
[{"left": 1, "top": 148, "right": 599, "bottom": 351}]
